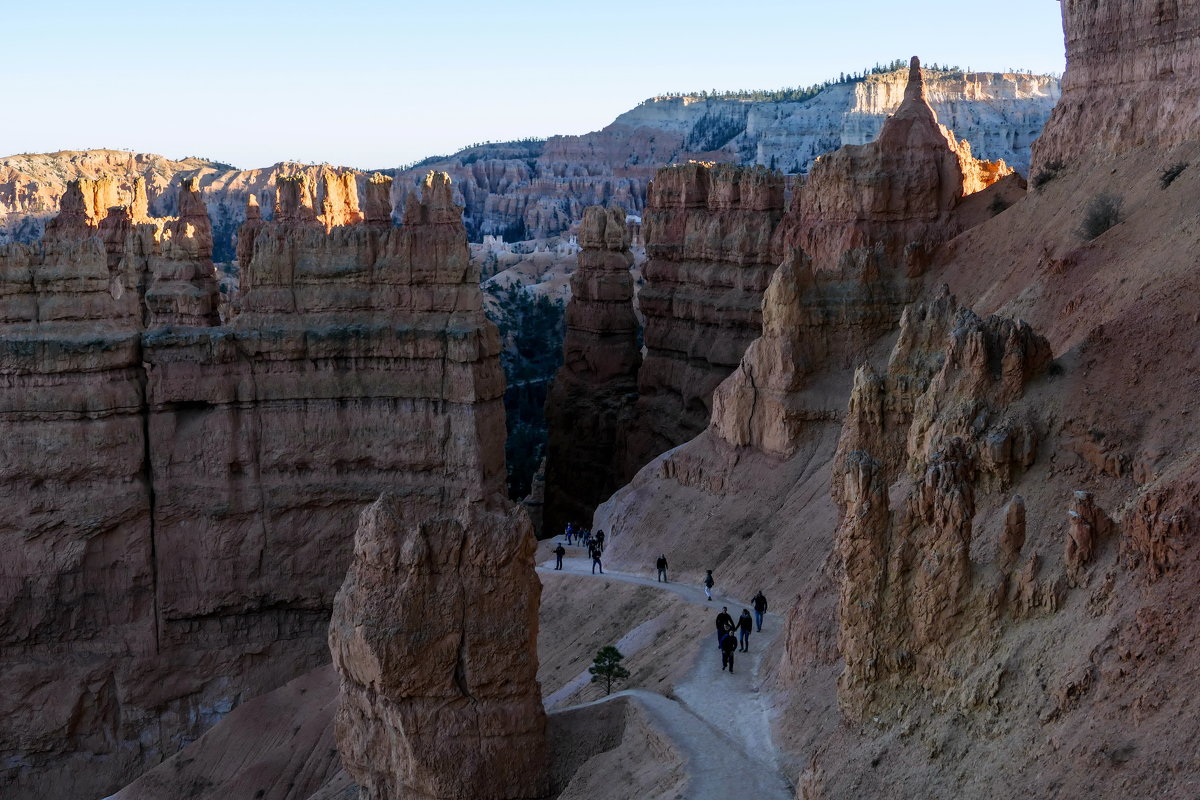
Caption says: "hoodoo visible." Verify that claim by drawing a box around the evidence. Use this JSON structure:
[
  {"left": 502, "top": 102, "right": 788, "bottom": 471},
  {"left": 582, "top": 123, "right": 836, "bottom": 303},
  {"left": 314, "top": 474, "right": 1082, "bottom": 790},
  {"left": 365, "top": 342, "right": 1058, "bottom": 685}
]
[{"left": 543, "top": 204, "right": 642, "bottom": 535}]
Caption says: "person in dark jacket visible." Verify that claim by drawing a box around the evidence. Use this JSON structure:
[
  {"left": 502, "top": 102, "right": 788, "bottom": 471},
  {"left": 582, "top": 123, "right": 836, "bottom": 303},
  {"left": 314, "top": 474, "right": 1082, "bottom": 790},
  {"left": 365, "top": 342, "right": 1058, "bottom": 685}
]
[
  {"left": 589, "top": 540, "right": 603, "bottom": 574},
  {"left": 554, "top": 542, "right": 566, "bottom": 570},
  {"left": 720, "top": 632, "right": 738, "bottom": 672},
  {"left": 703, "top": 570, "right": 715, "bottom": 600},
  {"left": 595, "top": 529, "right": 606, "bottom": 552},
  {"left": 715, "top": 607, "right": 735, "bottom": 649},
  {"left": 752, "top": 591, "right": 768, "bottom": 632},
  {"left": 656, "top": 554, "right": 668, "bottom": 582},
  {"left": 737, "top": 609, "right": 753, "bottom": 652}
]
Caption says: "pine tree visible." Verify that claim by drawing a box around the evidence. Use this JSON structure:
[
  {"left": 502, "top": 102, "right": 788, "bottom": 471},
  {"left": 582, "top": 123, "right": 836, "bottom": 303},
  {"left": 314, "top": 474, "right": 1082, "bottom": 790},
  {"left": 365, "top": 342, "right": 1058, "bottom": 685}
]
[{"left": 588, "top": 646, "right": 631, "bottom": 696}]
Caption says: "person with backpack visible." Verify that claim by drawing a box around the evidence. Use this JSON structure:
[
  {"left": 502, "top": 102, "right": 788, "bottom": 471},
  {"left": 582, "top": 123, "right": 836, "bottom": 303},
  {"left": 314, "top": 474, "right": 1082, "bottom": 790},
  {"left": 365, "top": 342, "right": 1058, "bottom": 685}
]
[
  {"left": 703, "top": 570, "right": 715, "bottom": 601},
  {"left": 589, "top": 540, "right": 603, "bottom": 575},
  {"left": 715, "top": 607, "right": 735, "bottom": 649},
  {"left": 720, "top": 631, "right": 738, "bottom": 673},
  {"left": 553, "top": 542, "right": 566, "bottom": 570},
  {"left": 737, "top": 609, "right": 753, "bottom": 652},
  {"left": 655, "top": 554, "right": 668, "bottom": 582},
  {"left": 752, "top": 591, "right": 768, "bottom": 632},
  {"left": 595, "top": 529, "right": 606, "bottom": 553}
]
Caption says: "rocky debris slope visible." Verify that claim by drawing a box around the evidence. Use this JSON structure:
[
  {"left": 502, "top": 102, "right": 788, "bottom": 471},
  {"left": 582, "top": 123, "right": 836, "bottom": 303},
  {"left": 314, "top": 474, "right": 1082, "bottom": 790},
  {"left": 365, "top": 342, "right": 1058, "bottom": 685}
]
[
  {"left": 0, "top": 171, "right": 507, "bottom": 799},
  {"left": 543, "top": 205, "right": 641, "bottom": 534},
  {"left": 392, "top": 66, "right": 1058, "bottom": 242},
  {"left": 1031, "top": 0, "right": 1200, "bottom": 174},
  {"left": 329, "top": 492, "right": 547, "bottom": 800}
]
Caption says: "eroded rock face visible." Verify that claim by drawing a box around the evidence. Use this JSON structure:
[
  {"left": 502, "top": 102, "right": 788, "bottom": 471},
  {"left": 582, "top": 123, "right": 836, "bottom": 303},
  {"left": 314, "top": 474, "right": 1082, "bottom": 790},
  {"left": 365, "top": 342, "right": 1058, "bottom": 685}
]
[
  {"left": 831, "top": 291, "right": 1054, "bottom": 717},
  {"left": 0, "top": 171, "right": 508, "bottom": 799},
  {"left": 709, "top": 59, "right": 1010, "bottom": 460},
  {"left": 620, "top": 162, "right": 785, "bottom": 474},
  {"left": 544, "top": 205, "right": 641, "bottom": 533},
  {"left": 329, "top": 492, "right": 548, "bottom": 800},
  {"left": 1031, "top": 0, "right": 1200, "bottom": 173}
]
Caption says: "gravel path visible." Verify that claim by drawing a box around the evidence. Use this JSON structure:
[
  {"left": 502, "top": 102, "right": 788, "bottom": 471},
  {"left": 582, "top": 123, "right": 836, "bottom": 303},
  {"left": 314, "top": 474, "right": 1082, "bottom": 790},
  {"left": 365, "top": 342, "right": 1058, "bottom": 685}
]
[{"left": 538, "top": 554, "right": 793, "bottom": 799}]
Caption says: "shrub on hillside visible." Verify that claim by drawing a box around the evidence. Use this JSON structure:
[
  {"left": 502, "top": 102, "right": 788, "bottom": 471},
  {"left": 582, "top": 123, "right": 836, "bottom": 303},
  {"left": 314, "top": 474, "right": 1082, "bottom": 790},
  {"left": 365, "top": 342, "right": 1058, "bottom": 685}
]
[
  {"left": 1078, "top": 193, "right": 1123, "bottom": 240},
  {"left": 1160, "top": 162, "right": 1188, "bottom": 189},
  {"left": 1031, "top": 159, "right": 1066, "bottom": 191}
]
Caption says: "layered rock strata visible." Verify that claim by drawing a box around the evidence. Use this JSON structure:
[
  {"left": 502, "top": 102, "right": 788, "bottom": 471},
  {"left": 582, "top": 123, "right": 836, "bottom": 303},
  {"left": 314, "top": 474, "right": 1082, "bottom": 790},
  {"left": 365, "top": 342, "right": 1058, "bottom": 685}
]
[
  {"left": 544, "top": 205, "right": 641, "bottom": 533},
  {"left": 0, "top": 171, "right": 507, "bottom": 799},
  {"left": 620, "top": 162, "right": 785, "bottom": 474},
  {"left": 1031, "top": 0, "right": 1200, "bottom": 173},
  {"left": 329, "top": 492, "right": 548, "bottom": 800}
]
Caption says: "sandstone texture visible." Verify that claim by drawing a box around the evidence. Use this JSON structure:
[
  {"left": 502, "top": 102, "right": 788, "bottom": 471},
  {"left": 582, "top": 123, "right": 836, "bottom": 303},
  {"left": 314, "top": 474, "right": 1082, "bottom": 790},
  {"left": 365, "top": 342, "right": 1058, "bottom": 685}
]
[
  {"left": 619, "top": 162, "right": 785, "bottom": 474},
  {"left": 329, "top": 492, "right": 548, "bottom": 800},
  {"left": 0, "top": 171, "right": 507, "bottom": 799},
  {"left": 1031, "top": 0, "right": 1200, "bottom": 174},
  {"left": 543, "top": 205, "right": 641, "bottom": 533}
]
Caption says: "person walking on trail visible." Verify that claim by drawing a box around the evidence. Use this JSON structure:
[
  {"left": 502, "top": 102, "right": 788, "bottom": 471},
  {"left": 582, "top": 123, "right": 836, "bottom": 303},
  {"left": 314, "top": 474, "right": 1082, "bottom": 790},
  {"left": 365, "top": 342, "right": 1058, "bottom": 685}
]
[
  {"left": 703, "top": 570, "right": 715, "bottom": 601},
  {"left": 656, "top": 554, "right": 668, "bottom": 582},
  {"left": 720, "top": 632, "right": 738, "bottom": 673},
  {"left": 715, "top": 607, "right": 735, "bottom": 649},
  {"left": 737, "top": 609, "right": 753, "bottom": 652},
  {"left": 565, "top": 523, "right": 574, "bottom": 546},
  {"left": 752, "top": 591, "right": 768, "bottom": 632},
  {"left": 589, "top": 540, "right": 603, "bottom": 574},
  {"left": 595, "top": 529, "right": 606, "bottom": 553},
  {"left": 553, "top": 542, "right": 566, "bottom": 570}
]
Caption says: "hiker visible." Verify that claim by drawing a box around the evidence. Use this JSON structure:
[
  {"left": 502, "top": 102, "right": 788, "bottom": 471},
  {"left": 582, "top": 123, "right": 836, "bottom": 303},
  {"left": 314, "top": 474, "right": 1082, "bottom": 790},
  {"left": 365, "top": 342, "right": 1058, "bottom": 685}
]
[
  {"left": 720, "top": 632, "right": 738, "bottom": 673},
  {"left": 703, "top": 570, "right": 715, "bottom": 601},
  {"left": 589, "top": 540, "right": 603, "bottom": 574},
  {"left": 554, "top": 542, "right": 566, "bottom": 570},
  {"left": 565, "top": 523, "right": 574, "bottom": 546},
  {"left": 581, "top": 528, "right": 592, "bottom": 549},
  {"left": 595, "top": 529, "right": 606, "bottom": 553},
  {"left": 655, "top": 553, "right": 668, "bottom": 582},
  {"left": 737, "top": 609, "right": 753, "bottom": 652},
  {"left": 715, "top": 607, "right": 735, "bottom": 649},
  {"left": 752, "top": 590, "right": 768, "bottom": 632}
]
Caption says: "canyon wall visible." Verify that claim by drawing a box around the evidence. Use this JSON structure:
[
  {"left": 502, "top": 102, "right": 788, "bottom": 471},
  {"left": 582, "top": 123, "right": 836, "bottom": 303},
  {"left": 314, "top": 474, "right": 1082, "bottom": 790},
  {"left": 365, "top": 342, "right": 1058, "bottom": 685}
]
[
  {"left": 543, "top": 205, "right": 641, "bottom": 534},
  {"left": 0, "top": 170, "right": 508, "bottom": 799},
  {"left": 618, "top": 162, "right": 785, "bottom": 475},
  {"left": 1031, "top": 0, "right": 1200, "bottom": 173}
]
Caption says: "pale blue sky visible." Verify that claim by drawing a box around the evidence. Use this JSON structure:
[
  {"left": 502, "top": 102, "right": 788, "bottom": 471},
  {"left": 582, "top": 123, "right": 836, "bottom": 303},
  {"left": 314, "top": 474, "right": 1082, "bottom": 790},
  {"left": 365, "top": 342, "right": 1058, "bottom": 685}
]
[{"left": 4, "top": 0, "right": 1066, "bottom": 169}]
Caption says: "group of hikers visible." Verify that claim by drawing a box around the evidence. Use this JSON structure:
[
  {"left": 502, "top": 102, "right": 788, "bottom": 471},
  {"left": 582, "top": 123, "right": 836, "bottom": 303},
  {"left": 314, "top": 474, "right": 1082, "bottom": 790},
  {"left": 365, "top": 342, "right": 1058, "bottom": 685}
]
[
  {"left": 713, "top": 591, "right": 768, "bottom": 674},
  {"left": 552, "top": 522, "right": 606, "bottom": 573},
  {"left": 551, "top": 523, "right": 771, "bottom": 676}
]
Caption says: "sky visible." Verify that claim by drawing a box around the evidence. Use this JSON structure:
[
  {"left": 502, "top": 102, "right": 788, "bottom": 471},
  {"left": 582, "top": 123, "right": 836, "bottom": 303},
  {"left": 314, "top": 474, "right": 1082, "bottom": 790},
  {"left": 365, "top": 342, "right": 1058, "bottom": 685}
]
[{"left": 3, "top": 0, "right": 1066, "bottom": 170}]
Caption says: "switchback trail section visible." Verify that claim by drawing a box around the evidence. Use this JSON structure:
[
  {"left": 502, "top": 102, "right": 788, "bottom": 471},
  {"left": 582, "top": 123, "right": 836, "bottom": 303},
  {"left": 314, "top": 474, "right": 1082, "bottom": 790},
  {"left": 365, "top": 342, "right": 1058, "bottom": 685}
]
[{"left": 537, "top": 554, "right": 793, "bottom": 800}]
